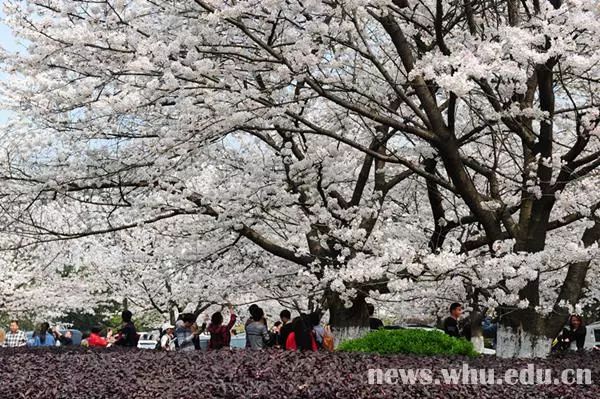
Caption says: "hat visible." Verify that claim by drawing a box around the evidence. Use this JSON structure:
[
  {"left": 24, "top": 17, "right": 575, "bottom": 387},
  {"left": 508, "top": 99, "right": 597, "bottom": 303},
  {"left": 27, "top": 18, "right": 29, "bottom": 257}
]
[{"left": 162, "top": 323, "right": 175, "bottom": 331}]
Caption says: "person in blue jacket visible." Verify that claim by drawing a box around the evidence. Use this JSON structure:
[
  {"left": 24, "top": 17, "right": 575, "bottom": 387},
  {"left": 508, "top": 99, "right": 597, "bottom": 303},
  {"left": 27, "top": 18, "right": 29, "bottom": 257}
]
[{"left": 28, "top": 322, "right": 56, "bottom": 347}]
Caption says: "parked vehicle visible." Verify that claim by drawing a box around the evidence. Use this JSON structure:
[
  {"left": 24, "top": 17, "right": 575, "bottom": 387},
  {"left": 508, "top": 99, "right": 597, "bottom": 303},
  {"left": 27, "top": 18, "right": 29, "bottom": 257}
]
[
  {"left": 197, "top": 333, "right": 246, "bottom": 350},
  {"left": 136, "top": 331, "right": 160, "bottom": 350},
  {"left": 134, "top": 330, "right": 246, "bottom": 350}
]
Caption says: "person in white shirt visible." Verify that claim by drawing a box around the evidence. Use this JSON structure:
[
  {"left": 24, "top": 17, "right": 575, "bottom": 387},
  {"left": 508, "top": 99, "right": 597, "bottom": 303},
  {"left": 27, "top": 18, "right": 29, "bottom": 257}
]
[
  {"left": 160, "top": 323, "right": 176, "bottom": 351},
  {"left": 5, "top": 320, "right": 27, "bottom": 348}
]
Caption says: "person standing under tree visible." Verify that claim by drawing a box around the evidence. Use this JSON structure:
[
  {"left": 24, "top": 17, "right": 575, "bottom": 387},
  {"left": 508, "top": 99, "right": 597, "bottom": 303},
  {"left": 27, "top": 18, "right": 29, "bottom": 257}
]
[
  {"left": 160, "top": 323, "right": 176, "bottom": 351},
  {"left": 285, "top": 315, "right": 317, "bottom": 352},
  {"left": 176, "top": 313, "right": 202, "bottom": 352},
  {"left": 5, "top": 320, "right": 27, "bottom": 348},
  {"left": 245, "top": 306, "right": 270, "bottom": 349},
  {"left": 113, "top": 310, "right": 138, "bottom": 347},
  {"left": 443, "top": 303, "right": 463, "bottom": 338},
  {"left": 310, "top": 312, "right": 325, "bottom": 348},
  {"left": 208, "top": 304, "right": 237, "bottom": 350},
  {"left": 28, "top": 322, "right": 56, "bottom": 347},
  {"left": 278, "top": 310, "right": 293, "bottom": 349}
]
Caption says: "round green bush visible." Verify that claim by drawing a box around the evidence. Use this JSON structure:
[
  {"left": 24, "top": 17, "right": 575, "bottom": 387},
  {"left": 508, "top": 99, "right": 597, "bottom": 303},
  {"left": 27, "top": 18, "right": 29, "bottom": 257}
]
[{"left": 337, "top": 328, "right": 477, "bottom": 357}]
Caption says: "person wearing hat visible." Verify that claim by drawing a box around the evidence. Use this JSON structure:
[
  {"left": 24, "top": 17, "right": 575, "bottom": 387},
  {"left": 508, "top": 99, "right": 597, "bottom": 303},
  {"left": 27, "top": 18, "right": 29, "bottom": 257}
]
[{"left": 160, "top": 323, "right": 176, "bottom": 351}]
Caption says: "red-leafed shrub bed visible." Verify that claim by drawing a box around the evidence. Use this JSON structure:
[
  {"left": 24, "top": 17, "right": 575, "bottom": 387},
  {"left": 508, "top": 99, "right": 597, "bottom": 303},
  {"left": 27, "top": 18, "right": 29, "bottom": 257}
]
[{"left": 0, "top": 347, "right": 598, "bottom": 398}]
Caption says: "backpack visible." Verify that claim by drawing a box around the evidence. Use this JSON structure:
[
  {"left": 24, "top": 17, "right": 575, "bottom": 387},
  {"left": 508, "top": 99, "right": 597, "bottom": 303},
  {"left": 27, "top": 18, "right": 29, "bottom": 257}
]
[
  {"left": 265, "top": 331, "right": 277, "bottom": 347},
  {"left": 322, "top": 325, "right": 335, "bottom": 352}
]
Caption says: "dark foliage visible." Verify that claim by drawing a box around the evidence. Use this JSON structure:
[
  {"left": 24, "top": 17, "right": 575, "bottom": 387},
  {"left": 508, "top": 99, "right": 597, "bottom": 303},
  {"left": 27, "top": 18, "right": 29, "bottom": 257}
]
[{"left": 0, "top": 347, "right": 598, "bottom": 398}]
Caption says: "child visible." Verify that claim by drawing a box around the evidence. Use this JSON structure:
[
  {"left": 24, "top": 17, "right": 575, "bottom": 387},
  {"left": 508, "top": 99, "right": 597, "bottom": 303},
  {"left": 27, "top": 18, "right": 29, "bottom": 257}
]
[{"left": 160, "top": 323, "right": 176, "bottom": 351}]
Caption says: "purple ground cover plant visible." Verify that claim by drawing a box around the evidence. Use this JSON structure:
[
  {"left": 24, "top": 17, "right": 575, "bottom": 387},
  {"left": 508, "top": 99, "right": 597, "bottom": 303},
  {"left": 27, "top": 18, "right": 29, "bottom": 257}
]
[{"left": 0, "top": 348, "right": 598, "bottom": 398}]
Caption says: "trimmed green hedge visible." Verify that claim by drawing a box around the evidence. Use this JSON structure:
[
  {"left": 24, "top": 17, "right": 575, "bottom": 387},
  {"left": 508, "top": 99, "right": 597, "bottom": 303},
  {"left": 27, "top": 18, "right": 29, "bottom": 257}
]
[{"left": 337, "top": 328, "right": 477, "bottom": 357}]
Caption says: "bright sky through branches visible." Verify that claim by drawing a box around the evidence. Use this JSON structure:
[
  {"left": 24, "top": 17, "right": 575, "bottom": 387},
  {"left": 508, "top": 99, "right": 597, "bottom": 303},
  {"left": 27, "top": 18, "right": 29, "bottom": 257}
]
[{"left": 0, "top": 8, "right": 17, "bottom": 123}]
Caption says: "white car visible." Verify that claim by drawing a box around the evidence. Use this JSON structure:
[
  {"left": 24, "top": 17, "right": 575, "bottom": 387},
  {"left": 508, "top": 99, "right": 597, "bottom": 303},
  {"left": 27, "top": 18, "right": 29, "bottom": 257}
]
[
  {"left": 136, "top": 331, "right": 247, "bottom": 350},
  {"left": 197, "top": 333, "right": 247, "bottom": 350},
  {"left": 136, "top": 331, "right": 160, "bottom": 350}
]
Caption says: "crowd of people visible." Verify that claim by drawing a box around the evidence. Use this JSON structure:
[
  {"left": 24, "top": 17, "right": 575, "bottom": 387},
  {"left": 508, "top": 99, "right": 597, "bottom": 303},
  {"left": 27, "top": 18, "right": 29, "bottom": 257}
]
[
  {"left": 165, "top": 304, "right": 334, "bottom": 352},
  {"left": 0, "top": 305, "right": 335, "bottom": 353},
  {"left": 0, "top": 310, "right": 141, "bottom": 349},
  {"left": 0, "top": 302, "right": 593, "bottom": 353},
  {"left": 0, "top": 320, "right": 74, "bottom": 348}
]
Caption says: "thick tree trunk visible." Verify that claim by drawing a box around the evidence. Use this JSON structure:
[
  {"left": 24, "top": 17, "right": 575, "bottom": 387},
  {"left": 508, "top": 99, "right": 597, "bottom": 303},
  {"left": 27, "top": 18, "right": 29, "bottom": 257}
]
[
  {"left": 546, "top": 219, "right": 600, "bottom": 336},
  {"left": 497, "top": 306, "right": 552, "bottom": 358},
  {"left": 496, "top": 324, "right": 552, "bottom": 358},
  {"left": 327, "top": 292, "right": 370, "bottom": 346},
  {"left": 500, "top": 189, "right": 555, "bottom": 357},
  {"left": 469, "top": 310, "right": 485, "bottom": 354},
  {"left": 471, "top": 335, "right": 485, "bottom": 354}
]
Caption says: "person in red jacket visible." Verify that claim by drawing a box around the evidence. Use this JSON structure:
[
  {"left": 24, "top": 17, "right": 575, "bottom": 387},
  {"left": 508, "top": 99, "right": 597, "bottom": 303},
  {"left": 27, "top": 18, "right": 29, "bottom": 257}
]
[
  {"left": 88, "top": 326, "right": 111, "bottom": 348},
  {"left": 285, "top": 315, "right": 317, "bottom": 351},
  {"left": 207, "top": 304, "right": 237, "bottom": 350}
]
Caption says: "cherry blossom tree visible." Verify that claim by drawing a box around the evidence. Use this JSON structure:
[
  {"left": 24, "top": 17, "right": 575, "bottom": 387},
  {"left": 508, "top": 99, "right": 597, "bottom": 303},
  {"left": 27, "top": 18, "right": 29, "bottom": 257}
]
[{"left": 1, "top": 0, "right": 599, "bottom": 356}]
